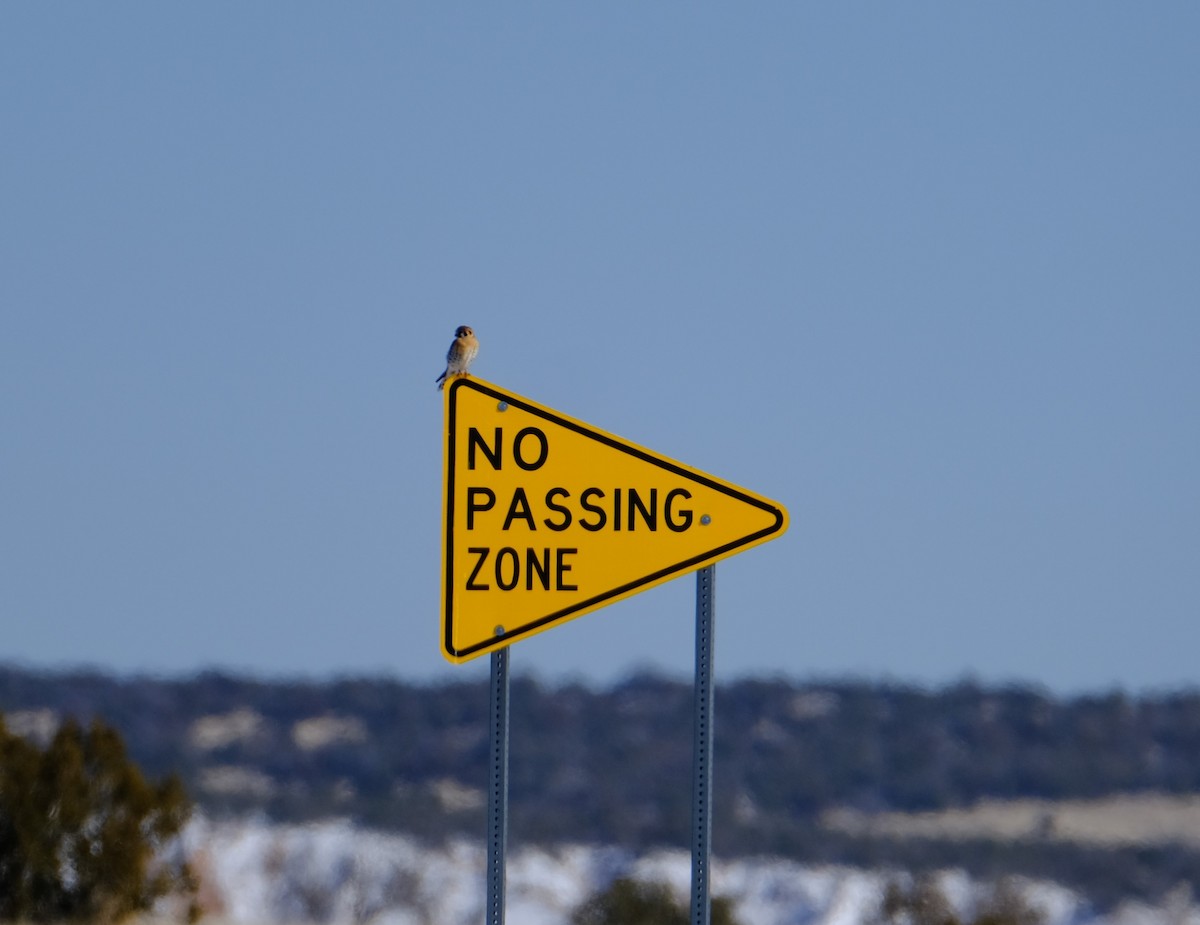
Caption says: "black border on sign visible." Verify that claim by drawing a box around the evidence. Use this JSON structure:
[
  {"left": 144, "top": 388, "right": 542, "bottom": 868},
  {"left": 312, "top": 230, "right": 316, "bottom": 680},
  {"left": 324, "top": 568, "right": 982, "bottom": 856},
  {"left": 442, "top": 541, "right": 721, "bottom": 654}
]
[{"left": 444, "top": 377, "right": 786, "bottom": 660}]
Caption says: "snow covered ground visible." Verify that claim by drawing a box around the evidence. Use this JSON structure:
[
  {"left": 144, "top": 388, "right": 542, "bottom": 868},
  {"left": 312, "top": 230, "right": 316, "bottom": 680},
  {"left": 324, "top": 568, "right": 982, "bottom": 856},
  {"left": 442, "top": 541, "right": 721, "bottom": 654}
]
[{"left": 178, "top": 817, "right": 1199, "bottom": 925}]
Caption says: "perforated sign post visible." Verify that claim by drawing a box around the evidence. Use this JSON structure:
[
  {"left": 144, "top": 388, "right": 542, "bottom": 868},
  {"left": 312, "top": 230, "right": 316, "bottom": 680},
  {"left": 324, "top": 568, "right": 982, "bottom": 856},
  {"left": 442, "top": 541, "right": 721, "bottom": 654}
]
[{"left": 441, "top": 376, "right": 788, "bottom": 925}]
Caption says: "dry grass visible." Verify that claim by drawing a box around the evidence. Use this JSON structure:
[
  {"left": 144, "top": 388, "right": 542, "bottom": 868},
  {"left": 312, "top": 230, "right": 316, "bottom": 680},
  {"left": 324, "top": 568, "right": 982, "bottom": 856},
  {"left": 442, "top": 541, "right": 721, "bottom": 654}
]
[{"left": 822, "top": 793, "right": 1200, "bottom": 847}]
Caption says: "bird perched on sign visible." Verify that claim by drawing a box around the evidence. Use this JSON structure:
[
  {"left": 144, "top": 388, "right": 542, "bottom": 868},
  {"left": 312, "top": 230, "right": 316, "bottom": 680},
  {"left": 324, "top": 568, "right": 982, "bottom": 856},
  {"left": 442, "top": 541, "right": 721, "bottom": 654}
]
[{"left": 436, "top": 325, "right": 479, "bottom": 390}]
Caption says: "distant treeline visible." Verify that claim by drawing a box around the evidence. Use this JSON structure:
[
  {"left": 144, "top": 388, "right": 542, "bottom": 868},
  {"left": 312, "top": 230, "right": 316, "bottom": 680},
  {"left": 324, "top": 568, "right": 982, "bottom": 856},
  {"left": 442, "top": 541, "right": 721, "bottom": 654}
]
[{"left": 2, "top": 666, "right": 1199, "bottom": 905}]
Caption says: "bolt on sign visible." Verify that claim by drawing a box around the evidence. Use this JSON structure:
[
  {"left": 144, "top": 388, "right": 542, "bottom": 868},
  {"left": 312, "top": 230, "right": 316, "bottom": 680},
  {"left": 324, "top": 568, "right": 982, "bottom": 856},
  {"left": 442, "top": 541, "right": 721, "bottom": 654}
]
[{"left": 441, "top": 377, "right": 789, "bottom": 663}]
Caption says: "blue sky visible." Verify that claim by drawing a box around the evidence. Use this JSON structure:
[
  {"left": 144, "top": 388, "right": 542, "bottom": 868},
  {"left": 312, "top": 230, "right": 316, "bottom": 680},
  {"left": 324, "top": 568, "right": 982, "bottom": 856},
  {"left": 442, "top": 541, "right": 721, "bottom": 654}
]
[{"left": 2, "top": 5, "right": 1197, "bottom": 693}]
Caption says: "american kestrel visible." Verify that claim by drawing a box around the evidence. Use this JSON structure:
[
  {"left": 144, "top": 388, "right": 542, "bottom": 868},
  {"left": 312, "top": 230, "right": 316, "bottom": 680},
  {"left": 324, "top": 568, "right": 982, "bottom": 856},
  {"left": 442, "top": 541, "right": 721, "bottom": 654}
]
[{"left": 435, "top": 325, "right": 479, "bottom": 390}]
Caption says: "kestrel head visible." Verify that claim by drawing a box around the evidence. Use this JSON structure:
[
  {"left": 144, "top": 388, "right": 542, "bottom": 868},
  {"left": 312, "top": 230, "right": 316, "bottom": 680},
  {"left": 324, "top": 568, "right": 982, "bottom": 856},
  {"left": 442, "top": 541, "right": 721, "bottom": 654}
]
[{"left": 455, "top": 325, "right": 474, "bottom": 338}]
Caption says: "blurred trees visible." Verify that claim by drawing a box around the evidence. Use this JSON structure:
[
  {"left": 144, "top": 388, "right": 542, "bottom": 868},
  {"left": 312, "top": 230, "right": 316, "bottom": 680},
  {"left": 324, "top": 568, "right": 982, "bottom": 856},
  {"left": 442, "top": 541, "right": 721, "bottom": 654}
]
[
  {"left": 0, "top": 715, "right": 196, "bottom": 924},
  {"left": 8, "top": 668, "right": 1200, "bottom": 831}
]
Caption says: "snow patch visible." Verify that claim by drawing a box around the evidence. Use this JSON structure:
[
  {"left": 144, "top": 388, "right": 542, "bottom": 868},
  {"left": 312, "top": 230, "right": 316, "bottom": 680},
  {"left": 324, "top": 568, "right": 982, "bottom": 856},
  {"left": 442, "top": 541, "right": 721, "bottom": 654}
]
[{"left": 177, "top": 817, "right": 1196, "bottom": 925}]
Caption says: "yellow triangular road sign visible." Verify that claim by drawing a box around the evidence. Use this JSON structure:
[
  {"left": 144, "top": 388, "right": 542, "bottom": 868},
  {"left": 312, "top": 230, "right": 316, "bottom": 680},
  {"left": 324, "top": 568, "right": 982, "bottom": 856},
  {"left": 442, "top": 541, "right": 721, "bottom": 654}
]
[{"left": 441, "top": 377, "right": 788, "bottom": 663}]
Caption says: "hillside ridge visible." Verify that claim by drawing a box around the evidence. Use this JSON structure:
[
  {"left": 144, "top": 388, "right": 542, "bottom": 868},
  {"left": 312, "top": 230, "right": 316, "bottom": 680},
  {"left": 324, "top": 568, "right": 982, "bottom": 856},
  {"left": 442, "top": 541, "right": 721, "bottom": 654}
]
[{"left": 3, "top": 665, "right": 1200, "bottom": 904}]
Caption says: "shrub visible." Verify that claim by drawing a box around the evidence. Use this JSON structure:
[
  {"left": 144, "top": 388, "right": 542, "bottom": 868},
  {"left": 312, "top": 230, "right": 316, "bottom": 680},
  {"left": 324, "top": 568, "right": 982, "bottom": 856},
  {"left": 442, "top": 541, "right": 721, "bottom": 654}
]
[
  {"left": 572, "top": 875, "right": 741, "bottom": 925},
  {"left": 878, "top": 875, "right": 1044, "bottom": 925}
]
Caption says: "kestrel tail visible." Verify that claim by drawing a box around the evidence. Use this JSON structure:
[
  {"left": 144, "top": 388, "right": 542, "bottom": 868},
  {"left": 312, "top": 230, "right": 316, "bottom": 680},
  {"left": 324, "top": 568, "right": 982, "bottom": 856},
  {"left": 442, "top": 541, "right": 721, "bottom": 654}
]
[{"left": 435, "top": 325, "right": 479, "bottom": 390}]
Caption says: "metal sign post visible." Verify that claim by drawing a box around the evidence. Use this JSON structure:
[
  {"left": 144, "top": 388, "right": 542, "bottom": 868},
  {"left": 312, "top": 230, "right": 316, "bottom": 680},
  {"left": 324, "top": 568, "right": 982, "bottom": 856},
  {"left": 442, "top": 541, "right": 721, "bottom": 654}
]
[
  {"left": 690, "top": 565, "right": 716, "bottom": 925},
  {"left": 486, "top": 646, "right": 510, "bottom": 925}
]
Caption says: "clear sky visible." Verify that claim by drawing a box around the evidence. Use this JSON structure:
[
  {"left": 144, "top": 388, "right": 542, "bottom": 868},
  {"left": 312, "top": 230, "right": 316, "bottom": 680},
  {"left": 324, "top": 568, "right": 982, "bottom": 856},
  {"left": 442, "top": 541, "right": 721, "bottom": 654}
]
[{"left": 2, "top": 5, "right": 1197, "bottom": 693}]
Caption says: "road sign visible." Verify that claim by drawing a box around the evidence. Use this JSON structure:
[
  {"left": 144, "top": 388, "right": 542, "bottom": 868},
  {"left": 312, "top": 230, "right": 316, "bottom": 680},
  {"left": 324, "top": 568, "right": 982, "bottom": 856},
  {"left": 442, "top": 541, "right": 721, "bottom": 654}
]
[{"left": 441, "top": 377, "right": 788, "bottom": 663}]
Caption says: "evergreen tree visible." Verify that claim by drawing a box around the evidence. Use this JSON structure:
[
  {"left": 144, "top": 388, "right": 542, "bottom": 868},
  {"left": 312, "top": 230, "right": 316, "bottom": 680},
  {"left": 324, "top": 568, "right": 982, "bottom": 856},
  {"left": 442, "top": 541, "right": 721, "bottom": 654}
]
[{"left": 0, "top": 715, "right": 197, "bottom": 923}]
